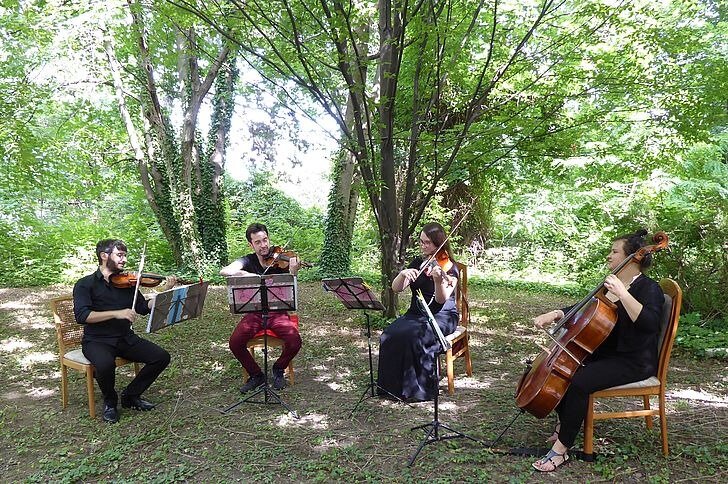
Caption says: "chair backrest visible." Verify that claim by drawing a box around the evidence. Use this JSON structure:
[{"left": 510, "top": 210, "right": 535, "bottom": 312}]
[
  {"left": 50, "top": 295, "right": 84, "bottom": 355},
  {"left": 455, "top": 261, "right": 469, "bottom": 327},
  {"left": 656, "top": 278, "right": 682, "bottom": 385}
]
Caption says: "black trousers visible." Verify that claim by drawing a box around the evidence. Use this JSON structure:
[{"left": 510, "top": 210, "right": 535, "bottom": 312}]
[
  {"left": 82, "top": 335, "right": 170, "bottom": 407},
  {"left": 556, "top": 351, "right": 654, "bottom": 448}
]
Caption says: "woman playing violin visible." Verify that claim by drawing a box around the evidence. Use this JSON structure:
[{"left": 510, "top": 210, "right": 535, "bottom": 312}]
[
  {"left": 531, "top": 229, "right": 664, "bottom": 472},
  {"left": 377, "top": 222, "right": 459, "bottom": 402}
]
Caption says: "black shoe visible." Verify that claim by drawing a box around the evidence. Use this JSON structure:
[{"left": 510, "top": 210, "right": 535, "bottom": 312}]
[
  {"left": 103, "top": 404, "right": 119, "bottom": 423},
  {"left": 121, "top": 395, "right": 156, "bottom": 411},
  {"left": 272, "top": 368, "right": 287, "bottom": 390},
  {"left": 239, "top": 373, "right": 265, "bottom": 393}
]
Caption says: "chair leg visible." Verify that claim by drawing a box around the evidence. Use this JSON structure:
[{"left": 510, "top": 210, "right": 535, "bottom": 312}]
[
  {"left": 643, "top": 395, "right": 653, "bottom": 429},
  {"left": 134, "top": 362, "right": 141, "bottom": 375},
  {"left": 60, "top": 363, "right": 68, "bottom": 410},
  {"left": 85, "top": 365, "right": 96, "bottom": 419},
  {"left": 583, "top": 394, "right": 595, "bottom": 461},
  {"left": 659, "top": 392, "right": 669, "bottom": 456},
  {"left": 446, "top": 349, "right": 455, "bottom": 395},
  {"left": 287, "top": 362, "right": 295, "bottom": 386},
  {"left": 464, "top": 337, "right": 473, "bottom": 376}
]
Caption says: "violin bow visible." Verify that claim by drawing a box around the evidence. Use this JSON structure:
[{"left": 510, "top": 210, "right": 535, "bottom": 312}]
[{"left": 130, "top": 243, "right": 146, "bottom": 312}]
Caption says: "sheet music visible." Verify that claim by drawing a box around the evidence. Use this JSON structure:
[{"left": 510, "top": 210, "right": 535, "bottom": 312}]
[
  {"left": 147, "top": 281, "right": 209, "bottom": 333},
  {"left": 321, "top": 277, "right": 385, "bottom": 311},
  {"left": 226, "top": 274, "right": 297, "bottom": 313}
]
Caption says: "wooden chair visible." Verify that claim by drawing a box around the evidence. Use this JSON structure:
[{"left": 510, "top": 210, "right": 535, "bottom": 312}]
[
  {"left": 243, "top": 313, "right": 298, "bottom": 385},
  {"left": 583, "top": 278, "right": 682, "bottom": 459},
  {"left": 51, "top": 295, "right": 140, "bottom": 418},
  {"left": 441, "top": 261, "right": 473, "bottom": 395}
]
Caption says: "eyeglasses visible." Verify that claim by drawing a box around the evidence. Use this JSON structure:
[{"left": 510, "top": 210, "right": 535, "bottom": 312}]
[{"left": 107, "top": 251, "right": 127, "bottom": 258}]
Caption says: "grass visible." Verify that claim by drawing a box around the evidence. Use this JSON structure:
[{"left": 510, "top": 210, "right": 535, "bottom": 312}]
[{"left": 1, "top": 282, "right": 727, "bottom": 482}]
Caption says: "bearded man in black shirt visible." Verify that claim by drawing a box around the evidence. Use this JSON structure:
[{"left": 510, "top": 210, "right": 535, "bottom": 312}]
[{"left": 73, "top": 239, "right": 173, "bottom": 423}]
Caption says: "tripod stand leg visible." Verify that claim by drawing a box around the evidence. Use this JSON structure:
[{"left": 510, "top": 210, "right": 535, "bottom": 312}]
[
  {"left": 407, "top": 423, "right": 438, "bottom": 467},
  {"left": 349, "top": 383, "right": 375, "bottom": 418}
]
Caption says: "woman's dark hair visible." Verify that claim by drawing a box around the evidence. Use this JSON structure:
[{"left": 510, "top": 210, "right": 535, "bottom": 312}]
[
  {"left": 245, "top": 223, "right": 268, "bottom": 242},
  {"left": 96, "top": 239, "right": 127, "bottom": 264},
  {"left": 421, "top": 222, "right": 455, "bottom": 262},
  {"left": 614, "top": 228, "right": 651, "bottom": 269}
]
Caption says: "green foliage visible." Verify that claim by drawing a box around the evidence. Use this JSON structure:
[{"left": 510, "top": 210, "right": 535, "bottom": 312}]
[
  {"left": 675, "top": 312, "right": 728, "bottom": 358},
  {"left": 224, "top": 172, "right": 324, "bottom": 274}
]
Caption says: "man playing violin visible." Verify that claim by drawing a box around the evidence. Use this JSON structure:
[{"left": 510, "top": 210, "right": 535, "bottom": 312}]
[
  {"left": 530, "top": 229, "right": 664, "bottom": 472},
  {"left": 73, "top": 239, "right": 175, "bottom": 423},
  {"left": 377, "top": 222, "right": 459, "bottom": 402},
  {"left": 220, "top": 222, "right": 302, "bottom": 393}
]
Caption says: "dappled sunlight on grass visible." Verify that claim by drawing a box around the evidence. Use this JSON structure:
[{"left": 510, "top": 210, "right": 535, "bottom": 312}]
[
  {"left": 669, "top": 388, "right": 728, "bottom": 406},
  {"left": 276, "top": 412, "right": 329, "bottom": 429},
  {"left": 0, "top": 300, "right": 36, "bottom": 310},
  {"left": 1, "top": 282, "right": 726, "bottom": 481},
  {"left": 312, "top": 436, "right": 357, "bottom": 452},
  {"left": 20, "top": 351, "right": 56, "bottom": 369},
  {"left": 0, "top": 337, "right": 35, "bottom": 353},
  {"left": 311, "top": 364, "right": 356, "bottom": 392},
  {"left": 26, "top": 386, "right": 56, "bottom": 398},
  {"left": 448, "top": 376, "right": 493, "bottom": 392}
]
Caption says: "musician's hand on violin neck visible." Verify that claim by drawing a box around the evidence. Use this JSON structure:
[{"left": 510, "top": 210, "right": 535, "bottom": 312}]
[
  {"left": 534, "top": 309, "right": 563, "bottom": 329},
  {"left": 288, "top": 256, "right": 300, "bottom": 275}
]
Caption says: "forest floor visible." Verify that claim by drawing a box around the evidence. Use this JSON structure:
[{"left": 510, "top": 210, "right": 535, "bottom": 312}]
[{"left": 1, "top": 282, "right": 727, "bottom": 483}]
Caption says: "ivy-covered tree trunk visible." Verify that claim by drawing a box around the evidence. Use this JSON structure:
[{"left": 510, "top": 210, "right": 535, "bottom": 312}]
[
  {"left": 319, "top": 149, "right": 359, "bottom": 277},
  {"left": 105, "top": 1, "right": 233, "bottom": 272},
  {"left": 196, "top": 59, "right": 238, "bottom": 266}
]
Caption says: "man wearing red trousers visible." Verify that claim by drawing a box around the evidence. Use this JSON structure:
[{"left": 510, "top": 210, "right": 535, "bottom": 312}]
[{"left": 220, "top": 223, "right": 302, "bottom": 392}]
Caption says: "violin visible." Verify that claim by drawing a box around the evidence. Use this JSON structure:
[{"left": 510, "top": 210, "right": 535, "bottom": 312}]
[
  {"left": 263, "top": 246, "right": 313, "bottom": 269},
  {"left": 110, "top": 271, "right": 167, "bottom": 289},
  {"left": 426, "top": 249, "right": 454, "bottom": 272}
]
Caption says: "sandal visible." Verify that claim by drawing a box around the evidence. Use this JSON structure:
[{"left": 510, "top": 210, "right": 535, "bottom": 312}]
[{"left": 532, "top": 449, "right": 569, "bottom": 472}]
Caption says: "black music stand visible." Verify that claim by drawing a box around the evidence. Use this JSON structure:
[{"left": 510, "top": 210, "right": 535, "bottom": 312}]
[
  {"left": 222, "top": 274, "right": 299, "bottom": 418},
  {"left": 322, "top": 277, "right": 405, "bottom": 416},
  {"left": 407, "top": 290, "right": 481, "bottom": 467}
]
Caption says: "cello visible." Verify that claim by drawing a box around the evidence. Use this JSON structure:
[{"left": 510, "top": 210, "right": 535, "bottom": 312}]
[{"left": 514, "top": 231, "right": 669, "bottom": 419}]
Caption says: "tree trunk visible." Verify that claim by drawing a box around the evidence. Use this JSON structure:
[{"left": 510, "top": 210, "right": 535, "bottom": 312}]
[{"left": 106, "top": 1, "right": 232, "bottom": 272}]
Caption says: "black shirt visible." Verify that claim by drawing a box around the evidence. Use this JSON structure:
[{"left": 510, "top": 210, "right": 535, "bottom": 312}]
[
  {"left": 237, "top": 253, "right": 289, "bottom": 275},
  {"left": 73, "top": 269, "right": 151, "bottom": 344},
  {"left": 563, "top": 273, "right": 664, "bottom": 370},
  {"left": 404, "top": 257, "right": 459, "bottom": 317}
]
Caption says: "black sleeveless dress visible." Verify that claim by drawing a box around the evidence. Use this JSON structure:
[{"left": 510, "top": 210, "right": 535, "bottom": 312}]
[{"left": 376, "top": 257, "right": 459, "bottom": 402}]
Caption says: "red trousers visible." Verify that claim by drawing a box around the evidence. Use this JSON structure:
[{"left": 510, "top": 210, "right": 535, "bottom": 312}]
[{"left": 229, "top": 311, "right": 301, "bottom": 377}]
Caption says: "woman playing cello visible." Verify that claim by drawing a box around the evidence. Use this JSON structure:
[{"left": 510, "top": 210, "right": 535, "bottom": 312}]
[{"left": 531, "top": 229, "right": 665, "bottom": 471}]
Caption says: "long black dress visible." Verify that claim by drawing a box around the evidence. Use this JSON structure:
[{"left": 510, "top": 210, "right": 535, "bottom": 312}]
[{"left": 377, "top": 257, "right": 459, "bottom": 402}]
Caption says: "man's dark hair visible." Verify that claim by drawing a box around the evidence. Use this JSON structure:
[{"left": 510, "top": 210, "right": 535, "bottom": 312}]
[
  {"left": 96, "top": 239, "right": 127, "bottom": 264},
  {"left": 245, "top": 223, "right": 268, "bottom": 242}
]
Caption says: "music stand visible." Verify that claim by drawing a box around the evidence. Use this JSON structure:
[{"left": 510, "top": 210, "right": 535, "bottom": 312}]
[
  {"left": 407, "top": 289, "right": 481, "bottom": 467},
  {"left": 322, "top": 277, "right": 405, "bottom": 416},
  {"left": 146, "top": 282, "right": 209, "bottom": 333},
  {"left": 222, "top": 274, "right": 299, "bottom": 418}
]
